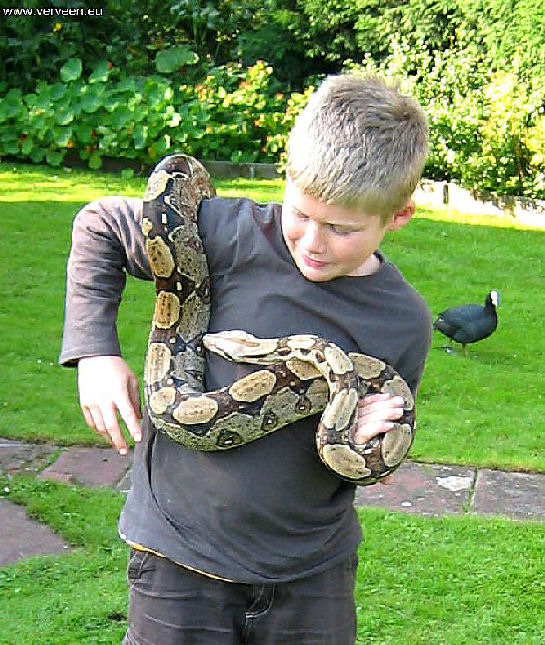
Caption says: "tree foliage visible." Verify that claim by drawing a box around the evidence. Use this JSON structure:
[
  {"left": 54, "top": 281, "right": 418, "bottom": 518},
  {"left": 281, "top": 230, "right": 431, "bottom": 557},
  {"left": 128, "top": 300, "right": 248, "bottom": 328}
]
[
  {"left": 2, "top": 0, "right": 544, "bottom": 88},
  {"left": 1, "top": 0, "right": 545, "bottom": 199}
]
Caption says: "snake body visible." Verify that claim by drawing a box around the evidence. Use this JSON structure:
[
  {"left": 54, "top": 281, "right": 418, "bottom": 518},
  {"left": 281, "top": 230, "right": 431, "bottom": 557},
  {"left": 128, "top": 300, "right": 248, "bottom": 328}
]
[{"left": 143, "top": 154, "right": 415, "bottom": 485}]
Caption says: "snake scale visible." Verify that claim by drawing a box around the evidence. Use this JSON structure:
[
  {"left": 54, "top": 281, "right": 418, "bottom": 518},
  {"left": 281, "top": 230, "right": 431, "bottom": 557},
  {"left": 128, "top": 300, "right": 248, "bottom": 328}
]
[{"left": 143, "top": 154, "right": 416, "bottom": 485}]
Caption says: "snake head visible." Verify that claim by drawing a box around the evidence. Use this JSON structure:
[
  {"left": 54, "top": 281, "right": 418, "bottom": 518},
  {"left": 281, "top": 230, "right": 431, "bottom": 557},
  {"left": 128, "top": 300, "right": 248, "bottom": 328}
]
[{"left": 203, "top": 331, "right": 282, "bottom": 364}]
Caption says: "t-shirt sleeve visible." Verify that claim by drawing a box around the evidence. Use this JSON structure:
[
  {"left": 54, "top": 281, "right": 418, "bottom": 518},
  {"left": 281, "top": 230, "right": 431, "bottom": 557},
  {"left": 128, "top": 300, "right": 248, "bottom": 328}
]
[{"left": 59, "top": 196, "right": 150, "bottom": 366}]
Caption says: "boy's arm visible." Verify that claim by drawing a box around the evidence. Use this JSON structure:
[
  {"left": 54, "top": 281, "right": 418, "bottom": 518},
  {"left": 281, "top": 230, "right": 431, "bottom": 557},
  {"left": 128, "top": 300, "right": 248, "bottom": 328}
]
[
  {"left": 60, "top": 196, "right": 149, "bottom": 454},
  {"left": 60, "top": 196, "right": 150, "bottom": 365}
]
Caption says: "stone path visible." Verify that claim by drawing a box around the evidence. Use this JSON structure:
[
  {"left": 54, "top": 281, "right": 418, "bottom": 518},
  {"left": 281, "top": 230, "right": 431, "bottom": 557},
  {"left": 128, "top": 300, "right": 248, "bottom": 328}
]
[
  {"left": 0, "top": 439, "right": 133, "bottom": 566},
  {"left": 1, "top": 439, "right": 545, "bottom": 567},
  {"left": 354, "top": 461, "right": 545, "bottom": 521}
]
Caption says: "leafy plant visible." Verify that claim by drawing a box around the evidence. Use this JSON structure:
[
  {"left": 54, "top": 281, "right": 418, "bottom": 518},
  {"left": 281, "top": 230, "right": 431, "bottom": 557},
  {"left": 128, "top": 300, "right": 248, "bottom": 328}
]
[{"left": 0, "top": 58, "right": 311, "bottom": 169}]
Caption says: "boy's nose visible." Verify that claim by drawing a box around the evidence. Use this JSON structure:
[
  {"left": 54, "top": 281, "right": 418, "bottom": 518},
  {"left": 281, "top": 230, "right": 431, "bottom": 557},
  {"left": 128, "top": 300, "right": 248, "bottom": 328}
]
[{"left": 301, "top": 222, "right": 326, "bottom": 254}]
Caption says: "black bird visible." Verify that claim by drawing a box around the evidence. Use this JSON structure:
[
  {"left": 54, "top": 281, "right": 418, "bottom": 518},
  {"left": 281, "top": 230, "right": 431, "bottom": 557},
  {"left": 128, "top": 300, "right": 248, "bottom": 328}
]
[{"left": 433, "top": 290, "right": 499, "bottom": 355}]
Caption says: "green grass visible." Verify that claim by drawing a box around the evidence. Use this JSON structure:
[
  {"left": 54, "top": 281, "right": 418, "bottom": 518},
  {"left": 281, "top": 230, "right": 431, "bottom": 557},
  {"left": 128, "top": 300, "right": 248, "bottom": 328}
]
[
  {"left": 0, "top": 161, "right": 543, "bottom": 641},
  {"left": 1, "top": 161, "right": 544, "bottom": 472},
  {"left": 354, "top": 509, "right": 545, "bottom": 644},
  {"left": 382, "top": 216, "right": 545, "bottom": 472},
  {"left": 0, "top": 163, "right": 283, "bottom": 446},
  {"left": 0, "top": 476, "right": 128, "bottom": 644},
  {"left": 1, "top": 476, "right": 544, "bottom": 644}
]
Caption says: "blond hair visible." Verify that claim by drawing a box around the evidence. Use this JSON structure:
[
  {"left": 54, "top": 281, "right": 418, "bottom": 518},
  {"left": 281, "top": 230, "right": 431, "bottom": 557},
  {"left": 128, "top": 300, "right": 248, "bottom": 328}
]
[{"left": 286, "top": 74, "right": 428, "bottom": 221}]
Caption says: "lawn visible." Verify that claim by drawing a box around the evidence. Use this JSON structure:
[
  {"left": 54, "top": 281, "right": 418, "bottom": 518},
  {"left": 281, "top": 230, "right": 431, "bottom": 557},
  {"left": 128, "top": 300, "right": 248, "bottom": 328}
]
[
  {"left": 1, "top": 476, "right": 544, "bottom": 644},
  {"left": 1, "top": 162, "right": 544, "bottom": 644},
  {"left": 0, "top": 161, "right": 543, "bottom": 472}
]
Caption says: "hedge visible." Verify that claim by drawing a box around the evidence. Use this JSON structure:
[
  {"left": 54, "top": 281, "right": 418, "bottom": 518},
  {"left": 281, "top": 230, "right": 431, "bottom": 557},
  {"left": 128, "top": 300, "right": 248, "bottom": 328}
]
[{"left": 2, "top": 54, "right": 545, "bottom": 201}]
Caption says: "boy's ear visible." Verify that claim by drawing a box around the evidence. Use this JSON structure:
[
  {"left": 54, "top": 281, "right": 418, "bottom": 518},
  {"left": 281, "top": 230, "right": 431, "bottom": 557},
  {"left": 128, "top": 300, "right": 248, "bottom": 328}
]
[{"left": 387, "top": 199, "right": 415, "bottom": 231}]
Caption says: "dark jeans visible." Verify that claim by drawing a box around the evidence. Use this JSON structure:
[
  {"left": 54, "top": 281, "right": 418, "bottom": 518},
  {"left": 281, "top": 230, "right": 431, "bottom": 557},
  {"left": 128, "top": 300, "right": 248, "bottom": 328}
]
[{"left": 122, "top": 549, "right": 358, "bottom": 645}]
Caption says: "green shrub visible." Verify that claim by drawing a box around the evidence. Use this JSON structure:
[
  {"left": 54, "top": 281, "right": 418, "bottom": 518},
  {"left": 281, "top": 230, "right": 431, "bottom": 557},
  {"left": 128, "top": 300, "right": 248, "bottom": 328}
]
[
  {"left": 185, "top": 62, "right": 313, "bottom": 162},
  {"left": 0, "top": 58, "right": 311, "bottom": 169},
  {"left": 3, "top": 43, "right": 545, "bottom": 201},
  {"left": 425, "top": 66, "right": 545, "bottom": 199},
  {"left": 346, "top": 43, "right": 545, "bottom": 201}
]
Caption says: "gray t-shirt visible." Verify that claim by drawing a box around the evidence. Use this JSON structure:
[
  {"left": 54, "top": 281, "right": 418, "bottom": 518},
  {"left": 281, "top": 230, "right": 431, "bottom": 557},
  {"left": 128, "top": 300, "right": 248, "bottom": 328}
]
[{"left": 61, "top": 195, "right": 432, "bottom": 584}]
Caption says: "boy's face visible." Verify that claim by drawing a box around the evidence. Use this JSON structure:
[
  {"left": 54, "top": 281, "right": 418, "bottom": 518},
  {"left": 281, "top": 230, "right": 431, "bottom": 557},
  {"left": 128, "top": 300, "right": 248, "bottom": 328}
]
[{"left": 281, "top": 181, "right": 401, "bottom": 282}]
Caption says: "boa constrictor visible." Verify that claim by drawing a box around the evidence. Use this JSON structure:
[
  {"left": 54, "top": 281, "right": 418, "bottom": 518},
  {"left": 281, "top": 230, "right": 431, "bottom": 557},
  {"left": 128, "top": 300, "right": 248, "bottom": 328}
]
[{"left": 143, "top": 154, "right": 415, "bottom": 485}]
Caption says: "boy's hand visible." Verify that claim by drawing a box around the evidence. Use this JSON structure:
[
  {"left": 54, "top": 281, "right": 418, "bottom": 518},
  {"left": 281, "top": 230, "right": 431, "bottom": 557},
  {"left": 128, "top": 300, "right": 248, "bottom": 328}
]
[
  {"left": 354, "top": 392, "right": 405, "bottom": 485},
  {"left": 77, "top": 356, "right": 142, "bottom": 455},
  {"left": 354, "top": 393, "right": 405, "bottom": 443}
]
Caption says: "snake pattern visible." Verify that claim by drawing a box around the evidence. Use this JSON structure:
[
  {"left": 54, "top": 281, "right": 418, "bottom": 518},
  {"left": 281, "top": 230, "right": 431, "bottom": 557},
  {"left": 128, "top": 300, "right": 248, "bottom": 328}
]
[{"left": 143, "top": 154, "right": 416, "bottom": 485}]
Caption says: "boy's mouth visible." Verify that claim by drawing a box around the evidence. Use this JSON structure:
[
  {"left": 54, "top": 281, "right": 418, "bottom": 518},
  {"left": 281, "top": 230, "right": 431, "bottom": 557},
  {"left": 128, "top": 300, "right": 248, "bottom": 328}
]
[{"left": 301, "top": 253, "right": 328, "bottom": 269}]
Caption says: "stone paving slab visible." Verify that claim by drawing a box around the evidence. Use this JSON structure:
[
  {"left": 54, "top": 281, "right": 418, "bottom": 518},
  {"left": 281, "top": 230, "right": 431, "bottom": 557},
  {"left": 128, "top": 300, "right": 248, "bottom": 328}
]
[
  {"left": 40, "top": 446, "right": 132, "bottom": 488},
  {"left": 0, "top": 498, "right": 71, "bottom": 566},
  {"left": 116, "top": 466, "right": 133, "bottom": 493},
  {"left": 3, "top": 437, "right": 545, "bottom": 569},
  {"left": 355, "top": 461, "right": 476, "bottom": 517},
  {"left": 471, "top": 469, "right": 545, "bottom": 521},
  {"left": 0, "top": 439, "right": 58, "bottom": 476}
]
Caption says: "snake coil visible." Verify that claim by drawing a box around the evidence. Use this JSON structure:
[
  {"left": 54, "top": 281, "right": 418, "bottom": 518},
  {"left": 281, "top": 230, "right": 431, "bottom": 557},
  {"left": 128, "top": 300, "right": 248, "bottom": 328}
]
[{"left": 143, "top": 154, "right": 416, "bottom": 485}]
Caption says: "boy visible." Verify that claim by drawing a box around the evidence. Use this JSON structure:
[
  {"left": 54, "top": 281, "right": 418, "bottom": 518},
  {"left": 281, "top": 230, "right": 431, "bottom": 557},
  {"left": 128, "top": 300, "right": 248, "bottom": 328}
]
[{"left": 61, "top": 74, "right": 432, "bottom": 644}]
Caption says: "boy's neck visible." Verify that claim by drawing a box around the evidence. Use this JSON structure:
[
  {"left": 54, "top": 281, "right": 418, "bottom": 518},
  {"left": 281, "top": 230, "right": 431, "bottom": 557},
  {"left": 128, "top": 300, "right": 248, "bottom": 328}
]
[{"left": 349, "top": 251, "right": 381, "bottom": 277}]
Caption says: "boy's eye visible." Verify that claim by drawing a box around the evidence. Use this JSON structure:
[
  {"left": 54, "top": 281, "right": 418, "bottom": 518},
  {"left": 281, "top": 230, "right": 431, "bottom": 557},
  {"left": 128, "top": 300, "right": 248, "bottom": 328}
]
[
  {"left": 293, "top": 209, "right": 308, "bottom": 221},
  {"left": 329, "top": 225, "right": 352, "bottom": 235}
]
